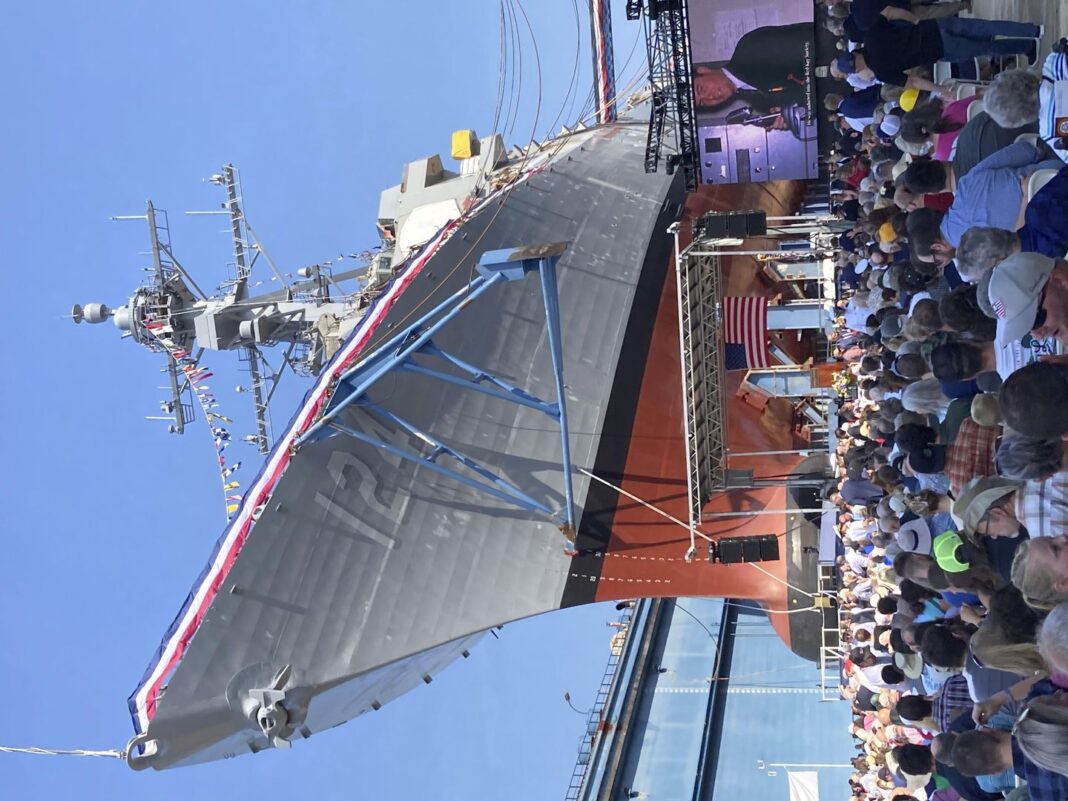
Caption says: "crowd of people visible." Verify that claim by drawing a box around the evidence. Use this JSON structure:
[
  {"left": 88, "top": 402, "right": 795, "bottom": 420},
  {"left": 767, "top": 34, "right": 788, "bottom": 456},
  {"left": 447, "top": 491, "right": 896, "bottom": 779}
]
[{"left": 818, "top": 1, "right": 1068, "bottom": 799}]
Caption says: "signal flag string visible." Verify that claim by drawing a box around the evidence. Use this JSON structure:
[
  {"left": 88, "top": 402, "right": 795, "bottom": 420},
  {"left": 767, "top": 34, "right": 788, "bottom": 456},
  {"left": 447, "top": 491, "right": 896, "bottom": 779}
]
[{"left": 142, "top": 322, "right": 246, "bottom": 521}]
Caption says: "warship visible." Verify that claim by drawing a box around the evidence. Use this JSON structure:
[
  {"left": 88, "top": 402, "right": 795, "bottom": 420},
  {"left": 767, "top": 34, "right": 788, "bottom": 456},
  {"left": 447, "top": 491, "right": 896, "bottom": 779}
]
[{"left": 75, "top": 4, "right": 830, "bottom": 772}]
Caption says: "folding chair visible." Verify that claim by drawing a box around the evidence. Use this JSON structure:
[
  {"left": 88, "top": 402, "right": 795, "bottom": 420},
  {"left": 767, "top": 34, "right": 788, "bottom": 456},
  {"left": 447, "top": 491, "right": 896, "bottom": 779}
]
[{"left": 1027, "top": 168, "right": 1059, "bottom": 200}]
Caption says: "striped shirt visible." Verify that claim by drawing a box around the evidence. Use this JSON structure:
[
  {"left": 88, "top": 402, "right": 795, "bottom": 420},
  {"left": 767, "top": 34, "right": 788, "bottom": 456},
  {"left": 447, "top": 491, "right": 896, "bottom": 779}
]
[
  {"left": 1012, "top": 680, "right": 1068, "bottom": 801},
  {"left": 1015, "top": 473, "right": 1068, "bottom": 537},
  {"left": 1039, "top": 51, "right": 1068, "bottom": 166},
  {"left": 931, "top": 673, "right": 972, "bottom": 732}
]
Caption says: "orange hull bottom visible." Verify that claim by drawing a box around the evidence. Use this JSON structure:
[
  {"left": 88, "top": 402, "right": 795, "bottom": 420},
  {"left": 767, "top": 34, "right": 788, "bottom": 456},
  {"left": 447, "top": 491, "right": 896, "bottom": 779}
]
[{"left": 583, "top": 181, "right": 814, "bottom": 652}]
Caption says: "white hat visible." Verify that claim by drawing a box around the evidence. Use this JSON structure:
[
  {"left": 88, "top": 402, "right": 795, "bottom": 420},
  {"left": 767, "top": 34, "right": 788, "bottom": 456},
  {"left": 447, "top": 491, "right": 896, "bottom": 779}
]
[
  {"left": 989, "top": 252, "right": 1056, "bottom": 344},
  {"left": 895, "top": 517, "right": 932, "bottom": 556},
  {"left": 879, "top": 113, "right": 902, "bottom": 138},
  {"left": 894, "top": 651, "right": 924, "bottom": 680},
  {"left": 855, "top": 258, "right": 871, "bottom": 275}
]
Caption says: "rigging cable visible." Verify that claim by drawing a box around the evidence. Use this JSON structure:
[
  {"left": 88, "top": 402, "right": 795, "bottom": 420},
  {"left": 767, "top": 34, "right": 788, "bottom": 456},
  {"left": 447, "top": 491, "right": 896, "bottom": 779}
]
[
  {"left": 578, "top": 467, "right": 820, "bottom": 603},
  {"left": 0, "top": 745, "right": 124, "bottom": 759},
  {"left": 542, "top": 0, "right": 584, "bottom": 140},
  {"left": 473, "top": 0, "right": 512, "bottom": 198},
  {"left": 491, "top": 1, "right": 508, "bottom": 137},
  {"left": 512, "top": 0, "right": 543, "bottom": 138},
  {"left": 503, "top": 0, "right": 523, "bottom": 139}
]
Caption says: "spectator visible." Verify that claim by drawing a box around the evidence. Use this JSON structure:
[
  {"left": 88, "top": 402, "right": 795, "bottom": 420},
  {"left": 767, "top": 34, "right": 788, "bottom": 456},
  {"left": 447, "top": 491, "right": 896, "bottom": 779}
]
[
  {"left": 1011, "top": 535, "right": 1068, "bottom": 610},
  {"left": 989, "top": 253, "right": 1068, "bottom": 348},
  {"left": 904, "top": 144, "right": 1064, "bottom": 247},
  {"left": 1000, "top": 362, "right": 1068, "bottom": 438},
  {"left": 1012, "top": 696, "right": 1068, "bottom": 779},
  {"left": 1037, "top": 602, "right": 1068, "bottom": 679},
  {"left": 956, "top": 227, "right": 1020, "bottom": 281},
  {"left": 983, "top": 69, "right": 1041, "bottom": 130},
  {"left": 854, "top": 17, "right": 1039, "bottom": 88},
  {"left": 994, "top": 433, "right": 1064, "bottom": 481}
]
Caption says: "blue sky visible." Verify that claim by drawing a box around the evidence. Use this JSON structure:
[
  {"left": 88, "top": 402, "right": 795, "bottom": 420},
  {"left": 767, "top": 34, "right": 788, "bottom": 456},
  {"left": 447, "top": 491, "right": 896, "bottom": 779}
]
[
  {"left": 0, "top": 3, "right": 653, "bottom": 798},
  {"left": 0, "top": 3, "right": 841, "bottom": 799}
]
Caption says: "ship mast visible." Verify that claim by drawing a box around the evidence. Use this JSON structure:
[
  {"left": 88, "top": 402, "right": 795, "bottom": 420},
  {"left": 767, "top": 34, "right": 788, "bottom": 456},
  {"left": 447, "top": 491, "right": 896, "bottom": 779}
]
[{"left": 73, "top": 165, "right": 376, "bottom": 452}]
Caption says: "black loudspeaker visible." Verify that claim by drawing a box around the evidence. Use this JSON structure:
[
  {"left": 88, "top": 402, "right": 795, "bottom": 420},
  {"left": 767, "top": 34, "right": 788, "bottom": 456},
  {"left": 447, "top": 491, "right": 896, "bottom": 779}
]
[
  {"left": 760, "top": 534, "right": 781, "bottom": 561},
  {"left": 718, "top": 538, "right": 745, "bottom": 564},
  {"left": 694, "top": 210, "right": 768, "bottom": 240},
  {"left": 714, "top": 534, "right": 781, "bottom": 564}
]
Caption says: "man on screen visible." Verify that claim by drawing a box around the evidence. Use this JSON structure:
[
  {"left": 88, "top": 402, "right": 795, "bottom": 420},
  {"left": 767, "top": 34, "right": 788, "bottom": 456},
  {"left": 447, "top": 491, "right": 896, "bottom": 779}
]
[{"left": 693, "top": 22, "right": 813, "bottom": 136}]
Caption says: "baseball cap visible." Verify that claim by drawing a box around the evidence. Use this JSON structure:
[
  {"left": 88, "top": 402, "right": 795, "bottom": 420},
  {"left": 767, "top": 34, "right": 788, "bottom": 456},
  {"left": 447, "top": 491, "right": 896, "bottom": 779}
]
[
  {"left": 879, "top": 113, "right": 902, "bottom": 139},
  {"left": 899, "top": 88, "right": 920, "bottom": 113},
  {"left": 933, "top": 530, "right": 970, "bottom": 573},
  {"left": 908, "top": 445, "right": 945, "bottom": 474},
  {"left": 989, "top": 252, "right": 1056, "bottom": 344},
  {"left": 895, "top": 517, "right": 933, "bottom": 555},
  {"left": 894, "top": 651, "right": 924, "bottom": 679},
  {"left": 951, "top": 475, "right": 1020, "bottom": 534}
]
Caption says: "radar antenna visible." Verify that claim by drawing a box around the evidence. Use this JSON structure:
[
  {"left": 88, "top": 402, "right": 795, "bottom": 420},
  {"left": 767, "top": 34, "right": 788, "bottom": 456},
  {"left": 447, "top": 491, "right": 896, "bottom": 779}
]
[{"left": 75, "top": 164, "right": 376, "bottom": 453}]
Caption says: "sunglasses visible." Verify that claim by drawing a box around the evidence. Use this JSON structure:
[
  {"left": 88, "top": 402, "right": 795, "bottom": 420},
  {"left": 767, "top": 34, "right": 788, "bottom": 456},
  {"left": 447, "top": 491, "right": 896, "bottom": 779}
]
[{"left": 974, "top": 505, "right": 995, "bottom": 536}]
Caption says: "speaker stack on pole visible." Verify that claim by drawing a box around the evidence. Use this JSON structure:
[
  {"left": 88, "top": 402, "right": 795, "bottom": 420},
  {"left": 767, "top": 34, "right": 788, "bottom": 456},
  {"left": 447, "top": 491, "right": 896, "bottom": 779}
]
[
  {"left": 708, "top": 534, "right": 780, "bottom": 564},
  {"left": 692, "top": 209, "right": 768, "bottom": 241}
]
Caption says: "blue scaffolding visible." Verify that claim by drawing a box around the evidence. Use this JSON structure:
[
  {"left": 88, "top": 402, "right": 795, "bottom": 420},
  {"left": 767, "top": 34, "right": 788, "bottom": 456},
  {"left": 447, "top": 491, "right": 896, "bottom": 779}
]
[{"left": 296, "top": 242, "right": 577, "bottom": 537}]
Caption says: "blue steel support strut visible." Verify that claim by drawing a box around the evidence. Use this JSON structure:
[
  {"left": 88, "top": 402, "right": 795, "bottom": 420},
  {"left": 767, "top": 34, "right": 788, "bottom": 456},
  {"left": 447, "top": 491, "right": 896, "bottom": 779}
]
[
  {"left": 417, "top": 341, "right": 560, "bottom": 418},
  {"left": 296, "top": 242, "right": 576, "bottom": 535},
  {"left": 295, "top": 271, "right": 506, "bottom": 446},
  {"left": 360, "top": 403, "right": 554, "bottom": 515},
  {"left": 395, "top": 361, "right": 560, "bottom": 417},
  {"left": 327, "top": 421, "right": 553, "bottom": 515},
  {"left": 537, "top": 253, "right": 577, "bottom": 535}
]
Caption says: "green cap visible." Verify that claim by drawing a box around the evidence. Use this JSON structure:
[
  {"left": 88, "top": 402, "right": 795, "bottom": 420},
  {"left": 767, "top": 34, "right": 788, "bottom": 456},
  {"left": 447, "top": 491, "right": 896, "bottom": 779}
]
[{"left": 933, "top": 530, "right": 969, "bottom": 573}]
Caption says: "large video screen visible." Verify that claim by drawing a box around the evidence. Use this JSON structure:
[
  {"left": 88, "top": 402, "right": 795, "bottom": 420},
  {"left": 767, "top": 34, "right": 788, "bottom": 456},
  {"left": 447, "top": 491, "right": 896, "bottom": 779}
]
[{"left": 688, "top": 0, "right": 819, "bottom": 184}]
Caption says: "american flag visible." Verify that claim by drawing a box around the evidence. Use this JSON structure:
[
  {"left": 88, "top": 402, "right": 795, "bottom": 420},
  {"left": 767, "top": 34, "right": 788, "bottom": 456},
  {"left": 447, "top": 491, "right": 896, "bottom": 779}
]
[
  {"left": 992, "top": 296, "right": 1006, "bottom": 319},
  {"left": 722, "top": 296, "right": 770, "bottom": 369}
]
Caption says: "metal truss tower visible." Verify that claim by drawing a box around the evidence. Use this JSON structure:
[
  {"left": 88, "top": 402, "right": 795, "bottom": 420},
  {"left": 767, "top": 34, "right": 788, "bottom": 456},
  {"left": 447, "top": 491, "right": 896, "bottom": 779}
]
[{"left": 631, "top": 0, "right": 698, "bottom": 191}]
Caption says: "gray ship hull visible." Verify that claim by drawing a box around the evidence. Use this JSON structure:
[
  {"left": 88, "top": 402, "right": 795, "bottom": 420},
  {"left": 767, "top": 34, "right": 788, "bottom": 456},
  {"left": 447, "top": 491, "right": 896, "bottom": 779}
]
[{"left": 129, "top": 117, "right": 685, "bottom": 768}]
